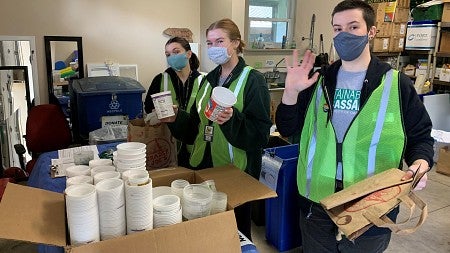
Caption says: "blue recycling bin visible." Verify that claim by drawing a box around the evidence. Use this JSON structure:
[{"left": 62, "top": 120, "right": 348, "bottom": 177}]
[
  {"left": 261, "top": 144, "right": 301, "bottom": 252},
  {"left": 70, "top": 76, "right": 145, "bottom": 142}
]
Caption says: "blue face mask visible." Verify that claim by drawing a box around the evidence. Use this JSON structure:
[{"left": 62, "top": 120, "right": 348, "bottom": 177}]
[
  {"left": 167, "top": 53, "right": 188, "bottom": 71},
  {"left": 333, "top": 32, "right": 368, "bottom": 61},
  {"left": 207, "top": 47, "right": 231, "bottom": 65}
]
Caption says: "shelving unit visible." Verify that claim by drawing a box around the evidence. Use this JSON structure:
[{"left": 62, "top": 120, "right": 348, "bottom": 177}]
[
  {"left": 403, "top": 49, "right": 435, "bottom": 81},
  {"left": 373, "top": 52, "right": 402, "bottom": 70},
  {"left": 431, "top": 22, "right": 450, "bottom": 93}
]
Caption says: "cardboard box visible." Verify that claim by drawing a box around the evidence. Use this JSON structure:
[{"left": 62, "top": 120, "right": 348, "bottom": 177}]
[
  {"left": 442, "top": 2, "right": 450, "bottom": 22},
  {"left": 405, "top": 21, "right": 438, "bottom": 50},
  {"left": 394, "top": 8, "right": 410, "bottom": 22},
  {"left": 371, "top": 1, "right": 409, "bottom": 22},
  {"left": 437, "top": 147, "right": 450, "bottom": 176},
  {"left": 389, "top": 36, "right": 405, "bottom": 52},
  {"left": 0, "top": 166, "right": 277, "bottom": 253},
  {"left": 396, "top": 0, "right": 410, "bottom": 8},
  {"left": 439, "top": 31, "right": 450, "bottom": 53},
  {"left": 371, "top": 2, "right": 388, "bottom": 23},
  {"left": 373, "top": 37, "right": 390, "bottom": 52},
  {"left": 376, "top": 22, "right": 393, "bottom": 37},
  {"left": 391, "top": 22, "right": 407, "bottom": 36}
]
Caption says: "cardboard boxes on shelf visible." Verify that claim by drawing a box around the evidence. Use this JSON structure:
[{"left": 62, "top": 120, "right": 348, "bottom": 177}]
[
  {"left": 442, "top": 0, "right": 450, "bottom": 22},
  {"left": 0, "top": 165, "right": 277, "bottom": 253},
  {"left": 376, "top": 21, "right": 393, "bottom": 37},
  {"left": 370, "top": 1, "right": 410, "bottom": 23},
  {"left": 439, "top": 31, "right": 450, "bottom": 52},
  {"left": 370, "top": 1, "right": 408, "bottom": 53},
  {"left": 384, "top": 2, "right": 410, "bottom": 22},
  {"left": 389, "top": 36, "right": 405, "bottom": 52},
  {"left": 373, "top": 37, "right": 390, "bottom": 52},
  {"left": 391, "top": 22, "right": 407, "bottom": 36}
]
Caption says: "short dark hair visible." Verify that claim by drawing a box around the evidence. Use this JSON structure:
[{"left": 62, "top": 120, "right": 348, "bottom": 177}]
[
  {"left": 332, "top": 0, "right": 375, "bottom": 31},
  {"left": 165, "top": 36, "right": 200, "bottom": 70}
]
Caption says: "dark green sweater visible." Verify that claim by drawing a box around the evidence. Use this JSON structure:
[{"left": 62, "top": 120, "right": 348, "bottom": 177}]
[{"left": 168, "top": 57, "right": 272, "bottom": 178}]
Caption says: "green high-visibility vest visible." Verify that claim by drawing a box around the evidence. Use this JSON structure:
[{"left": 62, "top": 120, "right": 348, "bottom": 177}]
[
  {"left": 160, "top": 72, "right": 203, "bottom": 111},
  {"left": 190, "top": 66, "right": 252, "bottom": 170},
  {"left": 298, "top": 69, "right": 406, "bottom": 202},
  {"left": 160, "top": 72, "right": 203, "bottom": 153}
]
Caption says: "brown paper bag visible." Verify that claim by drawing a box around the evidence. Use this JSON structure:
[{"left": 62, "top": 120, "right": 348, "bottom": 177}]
[
  {"left": 320, "top": 168, "right": 427, "bottom": 240},
  {"left": 127, "top": 118, "right": 177, "bottom": 170}
]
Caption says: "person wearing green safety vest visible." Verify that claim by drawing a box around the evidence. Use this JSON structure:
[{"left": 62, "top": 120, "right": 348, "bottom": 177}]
[
  {"left": 144, "top": 36, "right": 203, "bottom": 169},
  {"left": 275, "top": 1, "right": 434, "bottom": 252},
  {"left": 161, "top": 18, "right": 272, "bottom": 241}
]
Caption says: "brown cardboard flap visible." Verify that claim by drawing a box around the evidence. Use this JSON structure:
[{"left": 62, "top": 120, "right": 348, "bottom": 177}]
[
  {"left": 0, "top": 183, "right": 66, "bottom": 247},
  {"left": 320, "top": 168, "right": 412, "bottom": 210},
  {"left": 149, "top": 167, "right": 194, "bottom": 186},
  {"left": 196, "top": 165, "right": 277, "bottom": 208},
  {"left": 71, "top": 210, "right": 241, "bottom": 253}
]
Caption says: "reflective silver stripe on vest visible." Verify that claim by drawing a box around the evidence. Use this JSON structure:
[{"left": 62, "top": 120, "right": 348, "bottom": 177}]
[
  {"left": 227, "top": 66, "right": 252, "bottom": 162},
  {"left": 163, "top": 72, "right": 169, "bottom": 91},
  {"left": 197, "top": 75, "right": 203, "bottom": 88},
  {"left": 191, "top": 75, "right": 203, "bottom": 105},
  {"left": 305, "top": 84, "right": 323, "bottom": 197},
  {"left": 197, "top": 82, "right": 210, "bottom": 114},
  {"left": 367, "top": 69, "right": 394, "bottom": 176}
]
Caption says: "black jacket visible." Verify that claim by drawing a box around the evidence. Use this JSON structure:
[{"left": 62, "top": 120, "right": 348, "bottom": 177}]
[{"left": 275, "top": 55, "right": 434, "bottom": 167}]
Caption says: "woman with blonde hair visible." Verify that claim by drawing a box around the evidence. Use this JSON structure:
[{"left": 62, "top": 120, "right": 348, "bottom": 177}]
[{"left": 163, "top": 18, "right": 272, "bottom": 239}]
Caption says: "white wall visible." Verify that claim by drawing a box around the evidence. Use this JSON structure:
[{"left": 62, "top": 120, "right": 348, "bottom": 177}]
[
  {"left": 0, "top": 0, "right": 200, "bottom": 103},
  {"left": 0, "top": 0, "right": 340, "bottom": 103}
]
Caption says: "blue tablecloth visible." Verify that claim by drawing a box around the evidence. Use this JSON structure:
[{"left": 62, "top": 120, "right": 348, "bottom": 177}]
[
  {"left": 27, "top": 142, "right": 119, "bottom": 253},
  {"left": 27, "top": 143, "right": 119, "bottom": 193}
]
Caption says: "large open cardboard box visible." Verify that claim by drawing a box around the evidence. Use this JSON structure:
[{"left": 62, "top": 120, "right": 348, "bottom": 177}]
[{"left": 0, "top": 165, "right": 277, "bottom": 252}]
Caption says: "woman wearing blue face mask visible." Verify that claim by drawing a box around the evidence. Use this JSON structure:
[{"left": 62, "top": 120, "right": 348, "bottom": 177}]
[
  {"left": 275, "top": 0, "right": 433, "bottom": 252},
  {"left": 161, "top": 18, "right": 272, "bottom": 240},
  {"left": 144, "top": 36, "right": 203, "bottom": 169}
]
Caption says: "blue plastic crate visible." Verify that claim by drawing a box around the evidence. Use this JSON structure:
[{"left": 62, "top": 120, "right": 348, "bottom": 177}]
[
  {"left": 261, "top": 144, "right": 301, "bottom": 252},
  {"left": 70, "top": 76, "right": 145, "bottom": 140}
]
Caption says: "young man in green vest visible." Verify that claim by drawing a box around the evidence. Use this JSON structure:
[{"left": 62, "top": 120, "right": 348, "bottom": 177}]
[{"left": 275, "top": 0, "right": 434, "bottom": 252}]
